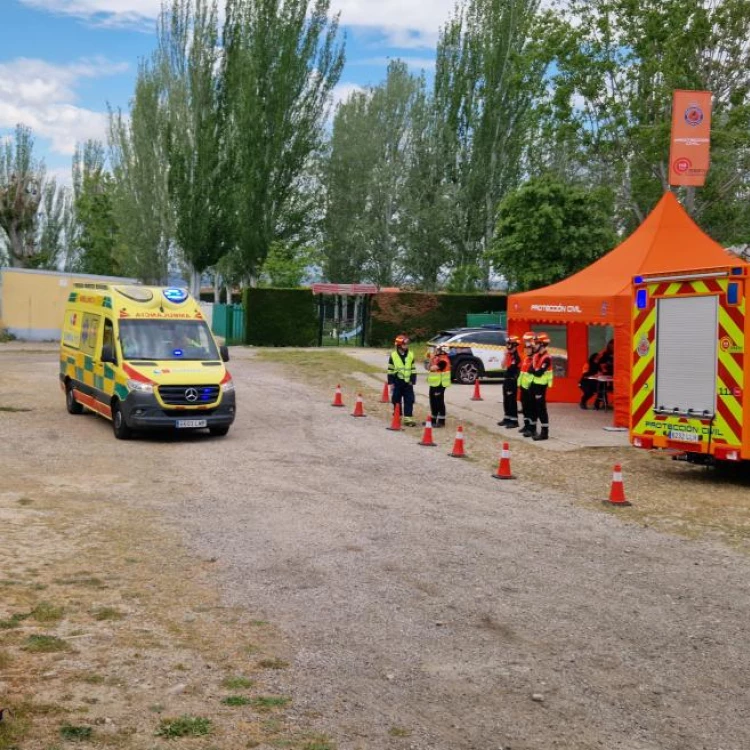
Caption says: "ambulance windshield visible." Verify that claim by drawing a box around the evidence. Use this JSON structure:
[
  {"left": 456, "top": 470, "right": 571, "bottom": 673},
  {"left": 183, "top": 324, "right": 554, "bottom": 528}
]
[{"left": 119, "top": 320, "right": 219, "bottom": 361}]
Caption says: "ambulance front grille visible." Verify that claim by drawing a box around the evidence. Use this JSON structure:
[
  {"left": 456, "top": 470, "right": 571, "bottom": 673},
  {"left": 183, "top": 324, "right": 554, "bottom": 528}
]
[{"left": 158, "top": 385, "right": 220, "bottom": 406}]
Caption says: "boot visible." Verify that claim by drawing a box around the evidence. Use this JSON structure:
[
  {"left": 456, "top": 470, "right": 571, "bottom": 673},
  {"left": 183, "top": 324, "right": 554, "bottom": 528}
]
[
  {"left": 522, "top": 424, "right": 536, "bottom": 438},
  {"left": 434, "top": 419, "right": 446, "bottom": 429},
  {"left": 533, "top": 427, "right": 549, "bottom": 441},
  {"left": 497, "top": 418, "right": 511, "bottom": 427},
  {"left": 580, "top": 396, "right": 588, "bottom": 410},
  {"left": 504, "top": 419, "right": 519, "bottom": 429},
  {"left": 519, "top": 420, "right": 530, "bottom": 434}
]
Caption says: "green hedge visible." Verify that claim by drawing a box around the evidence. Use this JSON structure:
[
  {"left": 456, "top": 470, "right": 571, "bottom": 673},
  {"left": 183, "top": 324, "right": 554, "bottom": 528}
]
[
  {"left": 244, "top": 288, "right": 318, "bottom": 346},
  {"left": 368, "top": 292, "right": 507, "bottom": 346}
]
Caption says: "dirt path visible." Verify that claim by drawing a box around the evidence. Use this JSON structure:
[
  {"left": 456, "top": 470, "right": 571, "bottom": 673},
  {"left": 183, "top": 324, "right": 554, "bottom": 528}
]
[{"left": 2, "top": 346, "right": 750, "bottom": 750}]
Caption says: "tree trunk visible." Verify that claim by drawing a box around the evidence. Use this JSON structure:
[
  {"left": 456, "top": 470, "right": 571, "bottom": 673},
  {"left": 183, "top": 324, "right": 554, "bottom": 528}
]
[{"left": 213, "top": 273, "right": 221, "bottom": 304}]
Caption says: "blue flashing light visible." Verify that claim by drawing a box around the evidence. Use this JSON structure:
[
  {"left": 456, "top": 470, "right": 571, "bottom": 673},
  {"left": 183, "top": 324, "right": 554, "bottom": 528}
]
[
  {"left": 172, "top": 348, "right": 184, "bottom": 357},
  {"left": 163, "top": 287, "right": 189, "bottom": 303},
  {"left": 728, "top": 283, "right": 739, "bottom": 305},
  {"left": 731, "top": 267, "right": 744, "bottom": 276},
  {"left": 636, "top": 289, "right": 648, "bottom": 310},
  {"left": 634, "top": 275, "right": 644, "bottom": 284}
]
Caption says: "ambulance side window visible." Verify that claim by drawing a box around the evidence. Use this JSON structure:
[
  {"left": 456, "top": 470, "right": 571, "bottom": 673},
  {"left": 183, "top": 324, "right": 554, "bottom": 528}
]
[
  {"left": 102, "top": 319, "right": 116, "bottom": 363},
  {"left": 80, "top": 313, "right": 101, "bottom": 358}
]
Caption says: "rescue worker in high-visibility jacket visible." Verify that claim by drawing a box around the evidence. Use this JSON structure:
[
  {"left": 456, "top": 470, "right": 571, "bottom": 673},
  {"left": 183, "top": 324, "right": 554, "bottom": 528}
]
[
  {"left": 498, "top": 335, "right": 522, "bottom": 428},
  {"left": 518, "top": 332, "right": 536, "bottom": 437},
  {"left": 388, "top": 334, "right": 418, "bottom": 426},
  {"left": 529, "top": 332, "right": 553, "bottom": 441},
  {"left": 427, "top": 345, "right": 451, "bottom": 427}
]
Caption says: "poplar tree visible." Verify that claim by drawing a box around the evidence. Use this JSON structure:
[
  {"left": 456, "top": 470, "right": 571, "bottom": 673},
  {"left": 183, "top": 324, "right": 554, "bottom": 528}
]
[{"left": 221, "top": 0, "right": 345, "bottom": 275}]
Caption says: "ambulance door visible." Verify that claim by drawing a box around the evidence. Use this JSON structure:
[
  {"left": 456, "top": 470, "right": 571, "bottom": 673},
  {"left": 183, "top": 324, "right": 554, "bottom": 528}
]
[{"left": 96, "top": 318, "right": 118, "bottom": 405}]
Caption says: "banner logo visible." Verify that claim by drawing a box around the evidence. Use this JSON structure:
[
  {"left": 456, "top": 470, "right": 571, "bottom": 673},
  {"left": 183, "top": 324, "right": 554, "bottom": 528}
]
[{"left": 684, "top": 106, "right": 704, "bottom": 127}]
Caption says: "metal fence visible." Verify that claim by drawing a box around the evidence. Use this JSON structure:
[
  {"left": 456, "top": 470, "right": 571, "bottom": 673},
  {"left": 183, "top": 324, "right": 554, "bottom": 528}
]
[
  {"left": 466, "top": 311, "right": 506, "bottom": 328},
  {"left": 212, "top": 303, "right": 245, "bottom": 345}
]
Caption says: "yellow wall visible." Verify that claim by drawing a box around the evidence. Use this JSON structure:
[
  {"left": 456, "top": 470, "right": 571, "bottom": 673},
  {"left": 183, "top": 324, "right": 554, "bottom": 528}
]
[{"left": 0, "top": 269, "right": 137, "bottom": 341}]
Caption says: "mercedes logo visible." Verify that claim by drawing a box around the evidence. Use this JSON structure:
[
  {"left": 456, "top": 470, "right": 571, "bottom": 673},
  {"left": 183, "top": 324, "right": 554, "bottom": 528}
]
[{"left": 185, "top": 388, "right": 199, "bottom": 403}]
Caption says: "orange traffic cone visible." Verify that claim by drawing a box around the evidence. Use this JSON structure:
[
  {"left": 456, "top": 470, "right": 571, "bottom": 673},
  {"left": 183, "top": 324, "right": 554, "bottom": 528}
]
[
  {"left": 492, "top": 442, "right": 515, "bottom": 480},
  {"left": 418, "top": 417, "right": 437, "bottom": 447},
  {"left": 471, "top": 379, "right": 483, "bottom": 401},
  {"left": 332, "top": 384, "right": 345, "bottom": 407},
  {"left": 449, "top": 423, "right": 466, "bottom": 458},
  {"left": 387, "top": 403, "right": 403, "bottom": 431},
  {"left": 351, "top": 393, "right": 366, "bottom": 418},
  {"left": 603, "top": 464, "right": 631, "bottom": 506},
  {"left": 380, "top": 381, "right": 391, "bottom": 403}
]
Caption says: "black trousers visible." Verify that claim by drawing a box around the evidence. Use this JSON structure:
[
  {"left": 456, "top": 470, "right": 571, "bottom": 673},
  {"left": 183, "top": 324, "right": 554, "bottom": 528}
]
[
  {"left": 579, "top": 377, "right": 598, "bottom": 404},
  {"left": 391, "top": 380, "right": 415, "bottom": 417},
  {"left": 531, "top": 383, "right": 549, "bottom": 426},
  {"left": 520, "top": 386, "right": 534, "bottom": 424},
  {"left": 429, "top": 386, "right": 446, "bottom": 423},
  {"left": 503, "top": 377, "right": 518, "bottom": 420}
]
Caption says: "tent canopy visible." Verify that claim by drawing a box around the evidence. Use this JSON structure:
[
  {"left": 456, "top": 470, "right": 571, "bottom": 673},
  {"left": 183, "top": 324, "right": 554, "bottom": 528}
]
[{"left": 508, "top": 191, "right": 739, "bottom": 324}]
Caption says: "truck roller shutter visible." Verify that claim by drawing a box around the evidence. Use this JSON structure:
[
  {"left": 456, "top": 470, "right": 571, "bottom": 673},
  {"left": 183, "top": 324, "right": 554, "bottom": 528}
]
[{"left": 655, "top": 295, "right": 718, "bottom": 416}]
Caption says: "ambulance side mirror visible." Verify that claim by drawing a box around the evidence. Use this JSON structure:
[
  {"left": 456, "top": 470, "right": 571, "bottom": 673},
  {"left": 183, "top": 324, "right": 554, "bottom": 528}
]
[
  {"left": 101, "top": 345, "right": 116, "bottom": 364},
  {"left": 219, "top": 345, "right": 230, "bottom": 363}
]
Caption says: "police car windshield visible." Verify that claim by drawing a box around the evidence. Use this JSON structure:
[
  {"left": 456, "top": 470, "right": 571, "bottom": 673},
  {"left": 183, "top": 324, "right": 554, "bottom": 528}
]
[{"left": 119, "top": 320, "right": 219, "bottom": 361}]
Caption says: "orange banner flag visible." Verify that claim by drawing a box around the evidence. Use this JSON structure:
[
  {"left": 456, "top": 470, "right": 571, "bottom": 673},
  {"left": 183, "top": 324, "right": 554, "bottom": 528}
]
[{"left": 668, "top": 90, "right": 712, "bottom": 186}]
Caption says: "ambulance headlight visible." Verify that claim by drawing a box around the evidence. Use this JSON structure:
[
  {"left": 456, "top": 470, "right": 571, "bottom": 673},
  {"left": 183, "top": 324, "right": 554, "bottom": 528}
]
[
  {"left": 127, "top": 379, "right": 154, "bottom": 394},
  {"left": 221, "top": 378, "right": 235, "bottom": 393}
]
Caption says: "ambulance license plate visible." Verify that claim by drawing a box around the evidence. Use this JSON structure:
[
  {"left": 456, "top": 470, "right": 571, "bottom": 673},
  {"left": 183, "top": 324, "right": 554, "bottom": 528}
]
[
  {"left": 176, "top": 419, "right": 207, "bottom": 429},
  {"left": 669, "top": 429, "right": 699, "bottom": 443}
]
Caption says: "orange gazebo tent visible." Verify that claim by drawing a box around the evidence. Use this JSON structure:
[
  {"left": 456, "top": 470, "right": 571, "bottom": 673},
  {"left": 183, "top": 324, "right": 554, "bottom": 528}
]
[{"left": 507, "top": 191, "right": 741, "bottom": 427}]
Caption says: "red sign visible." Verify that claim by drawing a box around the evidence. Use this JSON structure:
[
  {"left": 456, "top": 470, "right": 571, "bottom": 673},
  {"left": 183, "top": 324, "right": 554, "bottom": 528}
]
[{"left": 668, "top": 90, "right": 712, "bottom": 186}]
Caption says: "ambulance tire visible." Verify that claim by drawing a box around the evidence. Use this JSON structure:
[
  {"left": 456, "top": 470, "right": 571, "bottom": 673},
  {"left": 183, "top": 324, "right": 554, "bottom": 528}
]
[
  {"left": 111, "top": 401, "right": 132, "bottom": 440},
  {"left": 66, "top": 381, "right": 84, "bottom": 415},
  {"left": 209, "top": 426, "right": 230, "bottom": 437}
]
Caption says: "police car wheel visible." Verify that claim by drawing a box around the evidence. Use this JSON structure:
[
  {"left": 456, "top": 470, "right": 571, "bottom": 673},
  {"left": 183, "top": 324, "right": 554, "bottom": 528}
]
[
  {"left": 112, "top": 401, "right": 132, "bottom": 440},
  {"left": 455, "top": 359, "right": 481, "bottom": 385},
  {"left": 66, "top": 382, "right": 84, "bottom": 415}
]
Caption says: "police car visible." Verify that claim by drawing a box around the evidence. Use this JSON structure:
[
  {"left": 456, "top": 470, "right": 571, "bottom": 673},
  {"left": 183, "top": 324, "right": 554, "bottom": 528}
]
[{"left": 424, "top": 327, "right": 508, "bottom": 384}]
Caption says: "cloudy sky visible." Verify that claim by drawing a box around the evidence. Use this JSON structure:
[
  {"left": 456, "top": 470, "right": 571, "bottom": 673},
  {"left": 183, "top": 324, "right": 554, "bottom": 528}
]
[{"left": 0, "top": 0, "right": 453, "bottom": 184}]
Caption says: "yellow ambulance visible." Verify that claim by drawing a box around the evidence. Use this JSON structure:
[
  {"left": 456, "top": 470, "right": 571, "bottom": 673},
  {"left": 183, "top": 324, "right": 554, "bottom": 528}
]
[{"left": 59, "top": 284, "right": 236, "bottom": 439}]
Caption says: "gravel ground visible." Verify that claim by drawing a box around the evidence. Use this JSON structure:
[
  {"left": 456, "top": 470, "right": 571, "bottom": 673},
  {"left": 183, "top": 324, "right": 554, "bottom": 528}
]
[
  {"left": 163, "top": 352, "right": 749, "bottom": 750},
  {"left": 4, "top": 345, "right": 750, "bottom": 750}
]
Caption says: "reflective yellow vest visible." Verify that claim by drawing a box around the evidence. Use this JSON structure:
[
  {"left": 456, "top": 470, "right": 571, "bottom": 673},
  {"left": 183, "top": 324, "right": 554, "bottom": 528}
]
[
  {"left": 427, "top": 355, "right": 451, "bottom": 387},
  {"left": 519, "top": 355, "right": 534, "bottom": 389},
  {"left": 532, "top": 352, "right": 554, "bottom": 387},
  {"left": 389, "top": 349, "right": 416, "bottom": 382}
]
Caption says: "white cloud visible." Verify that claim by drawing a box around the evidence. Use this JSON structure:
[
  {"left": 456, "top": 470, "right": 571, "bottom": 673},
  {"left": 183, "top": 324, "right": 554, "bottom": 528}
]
[
  {"left": 331, "top": 82, "right": 365, "bottom": 108},
  {"left": 0, "top": 58, "right": 128, "bottom": 156},
  {"left": 22, "top": 0, "right": 455, "bottom": 39}
]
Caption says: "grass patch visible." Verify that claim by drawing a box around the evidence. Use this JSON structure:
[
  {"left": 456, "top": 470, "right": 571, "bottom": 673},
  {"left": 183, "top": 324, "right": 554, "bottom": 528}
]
[
  {"left": 389, "top": 726, "right": 412, "bottom": 737},
  {"left": 23, "top": 634, "right": 70, "bottom": 653},
  {"left": 59, "top": 723, "right": 92, "bottom": 741},
  {"left": 92, "top": 607, "right": 123, "bottom": 621},
  {"left": 221, "top": 675, "right": 254, "bottom": 690},
  {"left": 0, "top": 649, "right": 12, "bottom": 669},
  {"left": 257, "top": 658, "right": 289, "bottom": 670},
  {"left": 54, "top": 576, "right": 105, "bottom": 588},
  {"left": 301, "top": 740, "right": 336, "bottom": 750},
  {"left": 255, "top": 349, "right": 382, "bottom": 378},
  {"left": 249, "top": 696, "right": 291, "bottom": 711},
  {"left": 79, "top": 673, "right": 105, "bottom": 685},
  {"left": 0, "top": 405, "right": 32, "bottom": 412},
  {"left": 155, "top": 715, "right": 213, "bottom": 738},
  {"left": 0, "top": 612, "right": 29, "bottom": 629},
  {"left": 31, "top": 601, "right": 65, "bottom": 623},
  {"left": 220, "top": 695, "right": 251, "bottom": 706}
]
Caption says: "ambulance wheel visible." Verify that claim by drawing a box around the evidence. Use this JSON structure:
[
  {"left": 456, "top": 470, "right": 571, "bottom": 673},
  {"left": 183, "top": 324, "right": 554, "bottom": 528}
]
[
  {"left": 209, "top": 426, "right": 230, "bottom": 437},
  {"left": 454, "top": 358, "right": 482, "bottom": 385},
  {"left": 66, "top": 382, "right": 84, "bottom": 415},
  {"left": 112, "top": 401, "right": 132, "bottom": 440}
]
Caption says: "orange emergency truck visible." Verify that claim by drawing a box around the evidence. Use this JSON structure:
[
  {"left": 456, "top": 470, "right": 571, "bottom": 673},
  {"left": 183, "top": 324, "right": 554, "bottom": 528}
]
[{"left": 630, "top": 265, "right": 748, "bottom": 463}]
